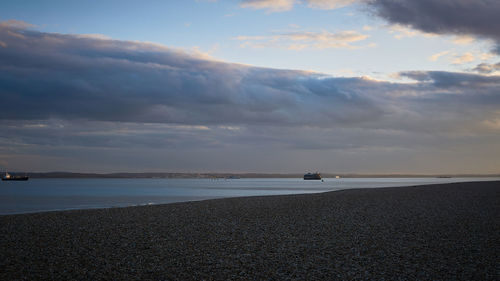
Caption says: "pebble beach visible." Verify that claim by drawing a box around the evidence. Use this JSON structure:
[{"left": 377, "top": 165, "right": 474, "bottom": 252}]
[{"left": 1, "top": 181, "right": 499, "bottom": 280}]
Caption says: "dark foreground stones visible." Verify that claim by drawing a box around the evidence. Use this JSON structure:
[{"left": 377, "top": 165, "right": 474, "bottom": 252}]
[{"left": 1, "top": 181, "right": 499, "bottom": 280}]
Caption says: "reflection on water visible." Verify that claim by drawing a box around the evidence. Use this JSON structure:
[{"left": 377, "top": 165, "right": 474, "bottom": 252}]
[{"left": 0, "top": 177, "right": 497, "bottom": 214}]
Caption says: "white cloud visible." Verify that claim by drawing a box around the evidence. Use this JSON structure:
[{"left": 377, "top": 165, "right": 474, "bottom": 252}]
[
  {"left": 307, "top": 0, "right": 357, "bottom": 10},
  {"left": 428, "top": 50, "right": 496, "bottom": 66},
  {"left": 240, "top": 0, "right": 295, "bottom": 12},
  {"left": 236, "top": 30, "right": 369, "bottom": 50},
  {"left": 452, "top": 35, "right": 475, "bottom": 45},
  {"left": 479, "top": 52, "right": 495, "bottom": 61},
  {"left": 239, "top": 0, "right": 357, "bottom": 12},
  {"left": 453, "top": 52, "right": 475, "bottom": 64},
  {"left": 428, "top": 50, "right": 451, "bottom": 62},
  {"left": 388, "top": 24, "right": 436, "bottom": 39}
]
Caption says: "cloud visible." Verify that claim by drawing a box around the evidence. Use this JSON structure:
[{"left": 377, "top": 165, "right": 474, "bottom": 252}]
[
  {"left": 429, "top": 50, "right": 496, "bottom": 66},
  {"left": 0, "top": 19, "right": 35, "bottom": 29},
  {"left": 452, "top": 52, "right": 475, "bottom": 64},
  {"left": 0, "top": 23, "right": 380, "bottom": 127},
  {"left": 1, "top": 22, "right": 500, "bottom": 173},
  {"left": 240, "top": 0, "right": 295, "bottom": 12},
  {"left": 368, "top": 0, "right": 500, "bottom": 53},
  {"left": 473, "top": 62, "right": 500, "bottom": 74},
  {"left": 452, "top": 35, "right": 475, "bottom": 45},
  {"left": 307, "top": 0, "right": 357, "bottom": 10},
  {"left": 1, "top": 22, "right": 499, "bottom": 130},
  {"left": 428, "top": 50, "right": 451, "bottom": 62},
  {"left": 371, "top": 1, "right": 500, "bottom": 75},
  {"left": 479, "top": 53, "right": 495, "bottom": 61},
  {"left": 236, "top": 30, "right": 369, "bottom": 50},
  {"left": 239, "top": 0, "right": 357, "bottom": 12},
  {"left": 397, "top": 71, "right": 500, "bottom": 93},
  {"left": 388, "top": 24, "right": 436, "bottom": 39}
]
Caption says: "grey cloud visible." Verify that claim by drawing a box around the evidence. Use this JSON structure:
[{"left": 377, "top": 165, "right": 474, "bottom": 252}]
[
  {"left": 1, "top": 23, "right": 499, "bottom": 133},
  {"left": 368, "top": 0, "right": 500, "bottom": 53},
  {"left": 4, "top": 118, "right": 500, "bottom": 173},
  {"left": 1, "top": 22, "right": 500, "bottom": 173},
  {"left": 399, "top": 71, "right": 500, "bottom": 88},
  {"left": 0, "top": 23, "right": 383, "bottom": 127},
  {"left": 473, "top": 62, "right": 500, "bottom": 74},
  {"left": 397, "top": 70, "right": 500, "bottom": 112},
  {"left": 0, "top": 120, "right": 229, "bottom": 150}
]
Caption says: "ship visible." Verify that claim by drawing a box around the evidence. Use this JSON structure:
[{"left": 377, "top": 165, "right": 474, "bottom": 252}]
[
  {"left": 2, "top": 172, "right": 29, "bottom": 181},
  {"left": 303, "top": 172, "right": 321, "bottom": 180}
]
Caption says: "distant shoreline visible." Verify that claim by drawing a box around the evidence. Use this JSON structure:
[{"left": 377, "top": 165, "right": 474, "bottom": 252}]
[{"left": 9, "top": 172, "right": 500, "bottom": 179}]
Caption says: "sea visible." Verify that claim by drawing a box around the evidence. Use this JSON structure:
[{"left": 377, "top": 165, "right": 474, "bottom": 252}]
[{"left": 0, "top": 177, "right": 498, "bottom": 215}]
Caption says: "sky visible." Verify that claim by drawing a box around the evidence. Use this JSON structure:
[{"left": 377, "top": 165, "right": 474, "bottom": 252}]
[{"left": 0, "top": 0, "right": 499, "bottom": 174}]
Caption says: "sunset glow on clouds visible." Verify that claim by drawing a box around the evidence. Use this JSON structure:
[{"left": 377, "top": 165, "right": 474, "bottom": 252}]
[{"left": 236, "top": 30, "right": 369, "bottom": 50}]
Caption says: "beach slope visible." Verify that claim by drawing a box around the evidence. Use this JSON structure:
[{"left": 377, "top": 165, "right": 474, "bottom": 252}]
[{"left": 1, "top": 181, "right": 499, "bottom": 280}]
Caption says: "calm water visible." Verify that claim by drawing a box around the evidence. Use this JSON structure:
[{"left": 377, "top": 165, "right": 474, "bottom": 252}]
[{"left": 0, "top": 177, "right": 498, "bottom": 215}]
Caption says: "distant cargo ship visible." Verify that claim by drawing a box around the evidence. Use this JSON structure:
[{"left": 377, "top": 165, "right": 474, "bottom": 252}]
[
  {"left": 2, "top": 172, "right": 29, "bottom": 181},
  {"left": 303, "top": 172, "right": 321, "bottom": 180}
]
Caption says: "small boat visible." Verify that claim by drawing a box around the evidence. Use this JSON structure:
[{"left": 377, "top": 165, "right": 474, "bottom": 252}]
[
  {"left": 303, "top": 172, "right": 321, "bottom": 180},
  {"left": 2, "top": 172, "right": 29, "bottom": 181}
]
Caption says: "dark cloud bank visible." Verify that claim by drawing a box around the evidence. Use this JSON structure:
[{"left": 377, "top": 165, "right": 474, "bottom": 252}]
[
  {"left": 368, "top": 0, "right": 500, "bottom": 54},
  {"left": 1, "top": 22, "right": 499, "bottom": 173}
]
